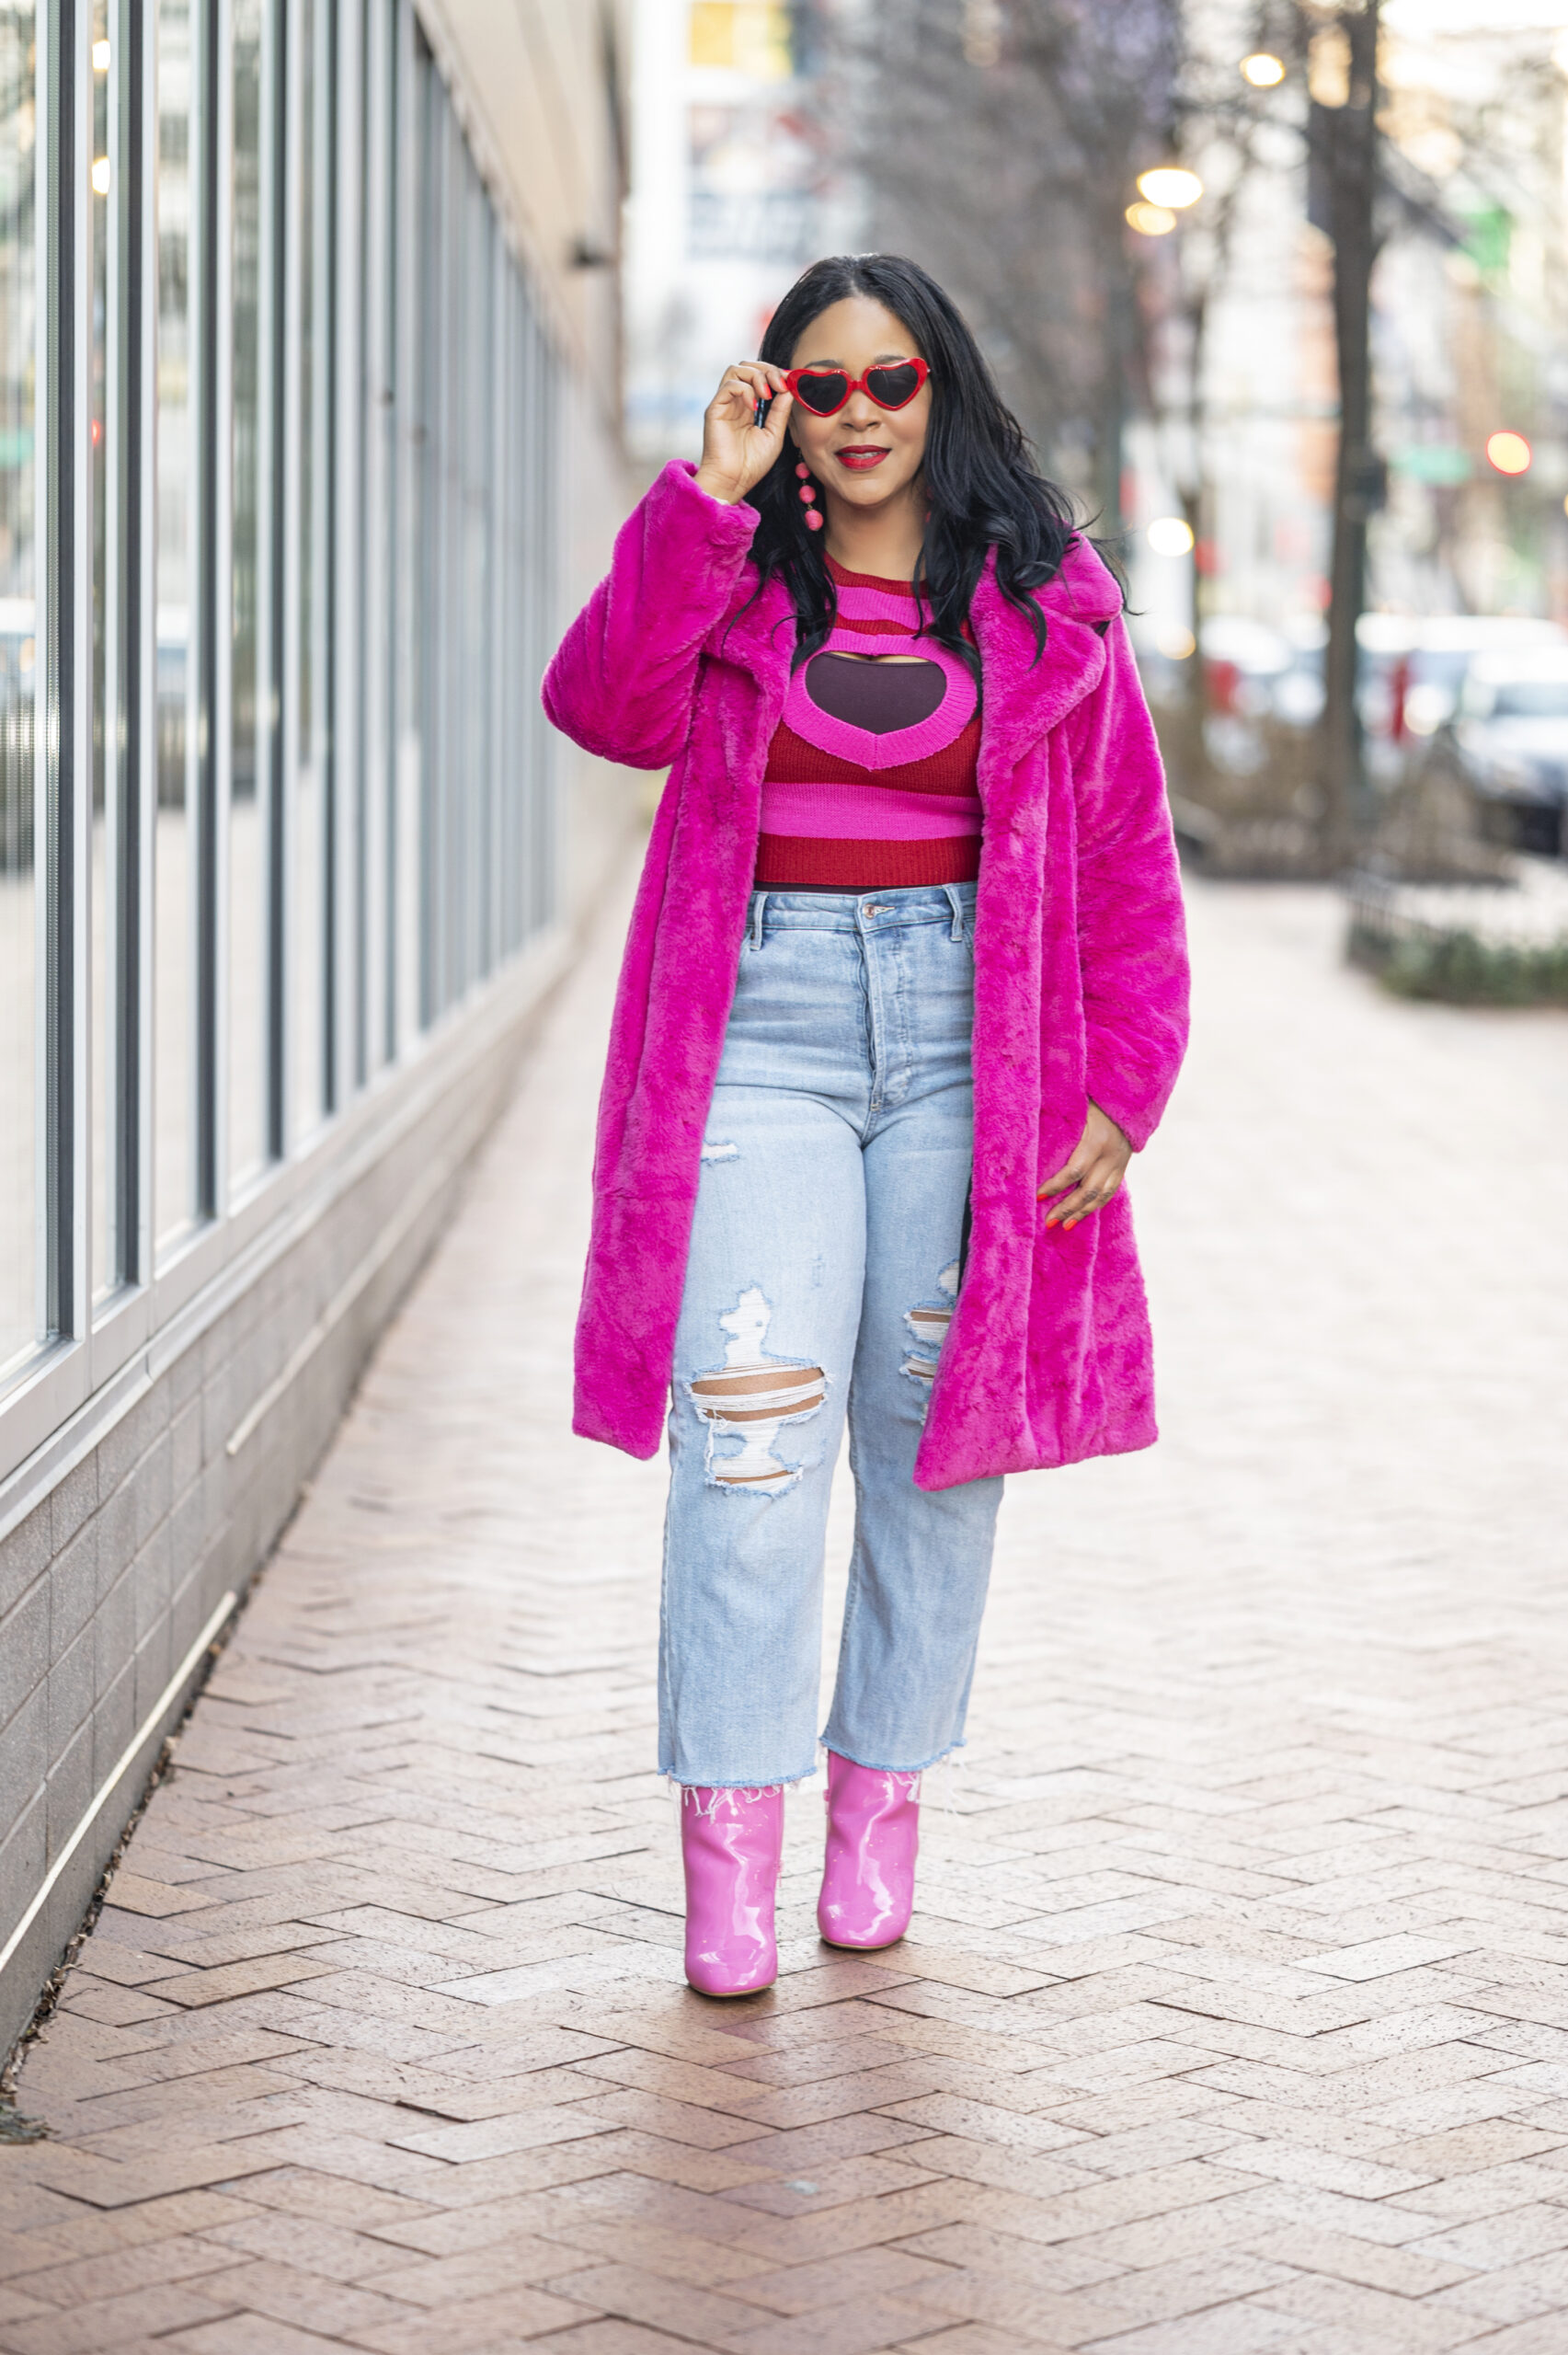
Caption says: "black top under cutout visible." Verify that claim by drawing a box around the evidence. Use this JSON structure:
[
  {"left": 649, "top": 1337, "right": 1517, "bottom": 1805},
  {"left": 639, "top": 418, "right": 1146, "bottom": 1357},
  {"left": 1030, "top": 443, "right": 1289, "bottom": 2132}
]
[{"left": 805, "top": 650, "right": 947, "bottom": 734}]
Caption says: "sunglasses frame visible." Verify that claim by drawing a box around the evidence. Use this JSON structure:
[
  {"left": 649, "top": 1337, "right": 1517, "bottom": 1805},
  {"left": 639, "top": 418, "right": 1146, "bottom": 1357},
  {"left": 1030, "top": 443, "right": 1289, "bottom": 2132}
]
[{"left": 781, "top": 356, "right": 930, "bottom": 418}]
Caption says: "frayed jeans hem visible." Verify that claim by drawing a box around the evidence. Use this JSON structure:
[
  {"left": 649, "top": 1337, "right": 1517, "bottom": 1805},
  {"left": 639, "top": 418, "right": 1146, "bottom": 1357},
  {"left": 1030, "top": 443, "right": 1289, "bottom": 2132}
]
[
  {"left": 819, "top": 1734, "right": 966, "bottom": 1775},
  {"left": 663, "top": 1763, "right": 818, "bottom": 1793}
]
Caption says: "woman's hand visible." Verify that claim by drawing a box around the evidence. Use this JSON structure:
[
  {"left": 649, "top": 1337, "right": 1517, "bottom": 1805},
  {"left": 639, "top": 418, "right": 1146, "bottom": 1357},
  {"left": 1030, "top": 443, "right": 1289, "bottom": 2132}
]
[
  {"left": 1037, "top": 1102, "right": 1132, "bottom": 1230},
  {"left": 694, "top": 362, "right": 795, "bottom": 507}
]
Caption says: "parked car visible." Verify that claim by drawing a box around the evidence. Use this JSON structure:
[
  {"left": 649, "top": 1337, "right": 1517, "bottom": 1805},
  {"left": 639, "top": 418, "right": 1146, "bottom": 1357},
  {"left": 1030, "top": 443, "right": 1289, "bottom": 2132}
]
[
  {"left": 1356, "top": 614, "right": 1568, "bottom": 743},
  {"left": 1441, "top": 646, "right": 1568, "bottom": 856},
  {"left": 1200, "top": 615, "right": 1326, "bottom": 729}
]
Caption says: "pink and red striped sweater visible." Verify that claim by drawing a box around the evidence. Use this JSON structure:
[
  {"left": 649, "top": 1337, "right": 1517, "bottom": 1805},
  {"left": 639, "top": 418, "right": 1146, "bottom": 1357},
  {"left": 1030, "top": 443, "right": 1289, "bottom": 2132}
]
[{"left": 755, "top": 557, "right": 982, "bottom": 889}]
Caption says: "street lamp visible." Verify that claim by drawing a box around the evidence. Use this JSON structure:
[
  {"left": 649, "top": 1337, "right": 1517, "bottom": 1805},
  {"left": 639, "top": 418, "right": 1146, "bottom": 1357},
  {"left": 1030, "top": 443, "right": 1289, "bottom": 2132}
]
[
  {"left": 1241, "top": 52, "right": 1285, "bottom": 86},
  {"left": 1486, "top": 431, "right": 1531, "bottom": 476},
  {"left": 1136, "top": 167, "right": 1203, "bottom": 211},
  {"left": 1126, "top": 201, "right": 1176, "bottom": 236}
]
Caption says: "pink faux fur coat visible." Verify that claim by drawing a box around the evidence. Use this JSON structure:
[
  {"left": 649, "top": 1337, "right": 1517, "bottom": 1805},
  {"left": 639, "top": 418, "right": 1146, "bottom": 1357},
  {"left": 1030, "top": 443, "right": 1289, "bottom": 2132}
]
[{"left": 544, "top": 461, "right": 1189, "bottom": 1488}]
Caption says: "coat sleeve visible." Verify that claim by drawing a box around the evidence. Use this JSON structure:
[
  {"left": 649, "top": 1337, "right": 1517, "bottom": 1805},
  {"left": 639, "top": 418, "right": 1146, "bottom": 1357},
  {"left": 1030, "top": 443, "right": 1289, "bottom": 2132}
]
[
  {"left": 542, "top": 461, "right": 762, "bottom": 769},
  {"left": 1070, "top": 615, "right": 1190, "bottom": 1151}
]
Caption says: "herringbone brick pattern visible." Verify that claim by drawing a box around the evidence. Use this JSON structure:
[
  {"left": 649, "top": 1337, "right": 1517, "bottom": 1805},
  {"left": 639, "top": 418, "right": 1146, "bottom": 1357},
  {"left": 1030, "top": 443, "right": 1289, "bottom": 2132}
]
[{"left": 3, "top": 869, "right": 1568, "bottom": 2355}]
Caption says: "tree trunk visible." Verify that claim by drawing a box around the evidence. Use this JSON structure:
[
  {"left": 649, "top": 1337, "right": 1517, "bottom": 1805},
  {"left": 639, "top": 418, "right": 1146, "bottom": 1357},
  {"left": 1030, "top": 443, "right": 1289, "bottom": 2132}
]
[
  {"left": 1094, "top": 276, "right": 1132, "bottom": 539},
  {"left": 1318, "top": 0, "right": 1381, "bottom": 870}
]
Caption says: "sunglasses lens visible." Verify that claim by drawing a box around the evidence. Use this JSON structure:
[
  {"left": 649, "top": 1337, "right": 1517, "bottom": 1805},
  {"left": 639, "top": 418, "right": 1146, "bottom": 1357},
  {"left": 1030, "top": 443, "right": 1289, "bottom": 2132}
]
[
  {"left": 795, "top": 372, "right": 849, "bottom": 415},
  {"left": 866, "top": 362, "right": 921, "bottom": 409}
]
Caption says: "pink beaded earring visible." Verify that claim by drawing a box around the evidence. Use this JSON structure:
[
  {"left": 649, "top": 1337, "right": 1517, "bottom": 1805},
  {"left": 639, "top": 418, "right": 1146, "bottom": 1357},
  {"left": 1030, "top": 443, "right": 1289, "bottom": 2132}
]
[{"left": 794, "top": 457, "right": 824, "bottom": 531}]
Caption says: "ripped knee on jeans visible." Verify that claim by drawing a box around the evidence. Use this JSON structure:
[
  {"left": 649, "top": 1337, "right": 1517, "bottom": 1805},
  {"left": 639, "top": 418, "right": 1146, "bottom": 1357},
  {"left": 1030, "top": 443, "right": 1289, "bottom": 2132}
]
[
  {"left": 902, "top": 1260, "right": 961, "bottom": 1407},
  {"left": 687, "top": 1286, "right": 826, "bottom": 1496}
]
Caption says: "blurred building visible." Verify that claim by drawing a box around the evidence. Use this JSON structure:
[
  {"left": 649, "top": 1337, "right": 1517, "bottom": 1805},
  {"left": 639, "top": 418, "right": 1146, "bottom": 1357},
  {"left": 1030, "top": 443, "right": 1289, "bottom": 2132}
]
[
  {"left": 625, "top": 0, "right": 857, "bottom": 468},
  {"left": 0, "top": 0, "right": 632, "bottom": 2051}
]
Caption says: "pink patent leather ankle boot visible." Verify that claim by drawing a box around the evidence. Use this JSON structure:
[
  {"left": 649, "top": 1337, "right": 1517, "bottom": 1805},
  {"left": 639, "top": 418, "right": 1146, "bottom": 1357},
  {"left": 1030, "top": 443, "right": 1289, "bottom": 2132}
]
[
  {"left": 681, "top": 1785, "right": 784, "bottom": 1997},
  {"left": 818, "top": 1752, "right": 921, "bottom": 1950}
]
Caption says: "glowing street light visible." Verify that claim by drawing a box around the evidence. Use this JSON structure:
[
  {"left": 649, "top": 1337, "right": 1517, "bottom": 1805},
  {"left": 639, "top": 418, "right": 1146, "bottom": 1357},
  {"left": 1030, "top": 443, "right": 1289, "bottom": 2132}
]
[
  {"left": 1137, "top": 167, "right": 1203, "bottom": 211},
  {"left": 1486, "top": 431, "right": 1532, "bottom": 476},
  {"left": 1241, "top": 52, "right": 1285, "bottom": 86},
  {"left": 91, "top": 155, "right": 110, "bottom": 194},
  {"left": 1126, "top": 201, "right": 1176, "bottom": 236},
  {"left": 1147, "top": 516, "right": 1196, "bottom": 556}
]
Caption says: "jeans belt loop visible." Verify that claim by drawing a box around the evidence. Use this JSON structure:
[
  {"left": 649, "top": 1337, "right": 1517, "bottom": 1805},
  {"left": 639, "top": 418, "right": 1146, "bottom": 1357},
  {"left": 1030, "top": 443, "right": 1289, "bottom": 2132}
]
[
  {"left": 750, "top": 890, "right": 768, "bottom": 950},
  {"left": 944, "top": 882, "right": 966, "bottom": 944}
]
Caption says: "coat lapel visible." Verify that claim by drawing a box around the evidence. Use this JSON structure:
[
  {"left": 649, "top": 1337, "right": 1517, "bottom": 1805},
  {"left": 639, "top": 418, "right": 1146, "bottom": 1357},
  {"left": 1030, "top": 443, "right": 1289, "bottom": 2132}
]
[
  {"left": 705, "top": 571, "right": 796, "bottom": 713},
  {"left": 969, "top": 541, "right": 1121, "bottom": 814}
]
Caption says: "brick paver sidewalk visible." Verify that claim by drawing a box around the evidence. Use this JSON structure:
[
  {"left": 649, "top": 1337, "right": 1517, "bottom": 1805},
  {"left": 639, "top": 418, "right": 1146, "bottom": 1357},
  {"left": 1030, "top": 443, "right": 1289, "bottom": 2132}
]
[{"left": 4, "top": 868, "right": 1568, "bottom": 2355}]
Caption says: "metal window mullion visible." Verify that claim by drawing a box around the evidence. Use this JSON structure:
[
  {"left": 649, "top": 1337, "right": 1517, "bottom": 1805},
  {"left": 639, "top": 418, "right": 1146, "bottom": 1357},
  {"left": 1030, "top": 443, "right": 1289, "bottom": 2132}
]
[
  {"left": 331, "top": 0, "right": 362, "bottom": 1105},
  {"left": 478, "top": 195, "right": 496, "bottom": 983},
  {"left": 498, "top": 269, "right": 513, "bottom": 961},
  {"left": 361, "top": 0, "right": 392, "bottom": 1075},
  {"left": 520, "top": 298, "right": 534, "bottom": 936},
  {"left": 417, "top": 61, "right": 441, "bottom": 1032},
  {"left": 514, "top": 285, "right": 532, "bottom": 948},
  {"left": 414, "top": 36, "right": 429, "bottom": 1032},
  {"left": 465, "top": 177, "right": 485, "bottom": 991},
  {"left": 255, "top": 0, "right": 286, "bottom": 1162},
  {"left": 529, "top": 303, "right": 546, "bottom": 940},
  {"left": 471, "top": 178, "right": 486, "bottom": 990},
  {"left": 107, "top": 0, "right": 154, "bottom": 1290},
  {"left": 389, "top": 0, "right": 414, "bottom": 1062},
  {"left": 522, "top": 304, "right": 537, "bottom": 938},
  {"left": 489, "top": 267, "right": 506, "bottom": 974},
  {"left": 501, "top": 278, "right": 513, "bottom": 965},
  {"left": 450, "top": 126, "right": 466, "bottom": 1006},
  {"left": 390, "top": 0, "right": 414, "bottom": 1060},
  {"left": 181, "top": 0, "right": 215, "bottom": 1224},
  {"left": 486, "top": 249, "right": 506, "bottom": 973},
  {"left": 461, "top": 175, "right": 475, "bottom": 996},
  {"left": 444, "top": 115, "right": 462, "bottom": 1017},
  {"left": 413, "top": 28, "right": 433, "bottom": 1034},
  {"left": 513, "top": 293, "right": 527, "bottom": 944},
  {"left": 528, "top": 306, "right": 547, "bottom": 937},
  {"left": 438, "top": 111, "right": 457, "bottom": 1019},
  {"left": 313, "top": 0, "right": 336, "bottom": 1115},
  {"left": 203, "top": 0, "right": 234, "bottom": 1219},
  {"left": 278, "top": 0, "right": 305, "bottom": 1153},
  {"left": 349, "top": 0, "right": 376, "bottom": 1092},
  {"left": 36, "top": 0, "right": 92, "bottom": 1344},
  {"left": 541, "top": 331, "right": 559, "bottom": 927}
]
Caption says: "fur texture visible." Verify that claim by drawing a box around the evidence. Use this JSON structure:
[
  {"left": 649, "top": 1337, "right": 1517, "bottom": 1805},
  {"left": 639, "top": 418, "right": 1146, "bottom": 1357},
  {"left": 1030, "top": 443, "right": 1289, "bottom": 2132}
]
[{"left": 544, "top": 462, "right": 1190, "bottom": 1488}]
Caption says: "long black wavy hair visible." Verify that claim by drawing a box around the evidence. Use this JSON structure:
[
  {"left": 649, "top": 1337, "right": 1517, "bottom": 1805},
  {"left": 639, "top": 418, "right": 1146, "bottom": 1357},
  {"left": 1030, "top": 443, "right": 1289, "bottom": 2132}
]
[{"left": 747, "top": 253, "right": 1082, "bottom": 676}]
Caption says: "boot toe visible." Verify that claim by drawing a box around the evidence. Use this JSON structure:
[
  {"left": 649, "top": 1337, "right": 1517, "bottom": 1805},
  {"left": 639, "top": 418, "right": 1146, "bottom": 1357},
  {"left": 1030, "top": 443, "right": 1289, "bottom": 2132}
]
[
  {"left": 817, "top": 1894, "right": 911, "bottom": 1950},
  {"left": 684, "top": 1938, "right": 777, "bottom": 1997}
]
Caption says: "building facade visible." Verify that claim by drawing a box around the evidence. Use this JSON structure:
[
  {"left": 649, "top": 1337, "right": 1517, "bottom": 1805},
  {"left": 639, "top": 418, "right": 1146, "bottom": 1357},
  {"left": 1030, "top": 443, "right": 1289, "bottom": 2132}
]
[{"left": 0, "top": 0, "right": 632, "bottom": 2054}]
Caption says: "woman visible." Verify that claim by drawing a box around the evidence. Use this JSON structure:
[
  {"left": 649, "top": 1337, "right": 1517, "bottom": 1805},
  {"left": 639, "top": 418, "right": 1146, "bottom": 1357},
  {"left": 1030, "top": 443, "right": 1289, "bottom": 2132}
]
[{"left": 544, "top": 254, "right": 1188, "bottom": 1998}]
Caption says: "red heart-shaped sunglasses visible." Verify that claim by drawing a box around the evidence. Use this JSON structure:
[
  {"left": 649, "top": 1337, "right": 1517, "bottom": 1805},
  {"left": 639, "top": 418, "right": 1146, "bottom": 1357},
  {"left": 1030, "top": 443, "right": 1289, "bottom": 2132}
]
[{"left": 781, "top": 357, "right": 930, "bottom": 417}]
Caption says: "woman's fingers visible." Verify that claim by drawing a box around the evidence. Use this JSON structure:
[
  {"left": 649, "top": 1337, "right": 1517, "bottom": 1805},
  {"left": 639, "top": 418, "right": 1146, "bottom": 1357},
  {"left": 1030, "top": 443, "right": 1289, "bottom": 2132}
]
[
  {"left": 1036, "top": 1155, "right": 1084, "bottom": 1200},
  {"left": 754, "top": 385, "right": 793, "bottom": 444},
  {"left": 1045, "top": 1160, "right": 1124, "bottom": 1228},
  {"left": 1038, "top": 1155, "right": 1126, "bottom": 1227},
  {"left": 1037, "top": 1101, "right": 1133, "bottom": 1226},
  {"left": 698, "top": 364, "right": 795, "bottom": 503},
  {"left": 711, "top": 361, "right": 787, "bottom": 415}
]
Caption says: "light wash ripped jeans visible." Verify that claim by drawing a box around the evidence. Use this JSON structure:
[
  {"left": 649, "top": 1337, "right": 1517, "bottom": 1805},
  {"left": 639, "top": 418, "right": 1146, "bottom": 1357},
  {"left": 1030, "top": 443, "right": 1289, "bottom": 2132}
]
[{"left": 659, "top": 881, "right": 1003, "bottom": 1789}]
